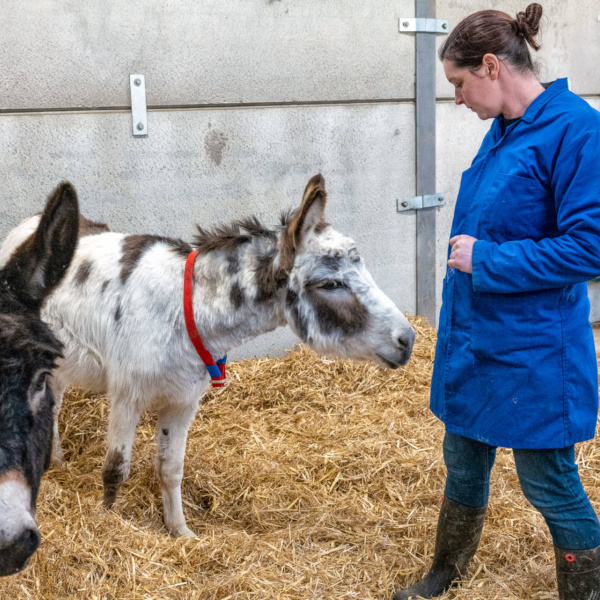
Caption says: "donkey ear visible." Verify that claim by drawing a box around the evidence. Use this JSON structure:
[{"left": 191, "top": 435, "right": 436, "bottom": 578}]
[
  {"left": 280, "top": 174, "right": 327, "bottom": 271},
  {"left": 3, "top": 182, "right": 79, "bottom": 309}
]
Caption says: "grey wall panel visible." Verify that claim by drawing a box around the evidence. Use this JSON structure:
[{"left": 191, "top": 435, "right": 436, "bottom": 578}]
[
  {"left": 436, "top": 1, "right": 600, "bottom": 98},
  {"left": 0, "top": 103, "right": 416, "bottom": 358},
  {"left": 1, "top": 0, "right": 416, "bottom": 110},
  {"left": 589, "top": 282, "right": 600, "bottom": 323},
  {"left": 586, "top": 98, "right": 600, "bottom": 323}
]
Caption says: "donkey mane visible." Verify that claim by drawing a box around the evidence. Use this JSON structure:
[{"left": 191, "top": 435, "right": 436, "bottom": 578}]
[
  {"left": 0, "top": 314, "right": 62, "bottom": 370},
  {"left": 192, "top": 211, "right": 332, "bottom": 257},
  {"left": 193, "top": 216, "right": 279, "bottom": 255}
]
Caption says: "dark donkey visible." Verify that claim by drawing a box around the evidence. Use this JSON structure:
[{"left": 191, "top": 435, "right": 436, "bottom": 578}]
[{"left": 0, "top": 183, "right": 78, "bottom": 576}]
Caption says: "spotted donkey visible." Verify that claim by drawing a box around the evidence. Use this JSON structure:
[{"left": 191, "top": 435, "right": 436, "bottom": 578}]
[
  {"left": 0, "top": 174, "right": 415, "bottom": 538},
  {"left": 0, "top": 183, "right": 79, "bottom": 575}
]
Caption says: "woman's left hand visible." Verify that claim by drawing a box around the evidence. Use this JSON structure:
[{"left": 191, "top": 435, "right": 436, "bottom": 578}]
[{"left": 448, "top": 235, "right": 477, "bottom": 273}]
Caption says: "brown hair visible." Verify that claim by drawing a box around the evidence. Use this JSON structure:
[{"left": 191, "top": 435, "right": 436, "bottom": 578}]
[{"left": 439, "top": 3, "right": 543, "bottom": 72}]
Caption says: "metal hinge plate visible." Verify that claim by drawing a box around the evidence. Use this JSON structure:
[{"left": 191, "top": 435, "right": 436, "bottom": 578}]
[
  {"left": 399, "top": 18, "right": 449, "bottom": 34},
  {"left": 397, "top": 193, "right": 446, "bottom": 212},
  {"left": 130, "top": 74, "right": 148, "bottom": 137}
]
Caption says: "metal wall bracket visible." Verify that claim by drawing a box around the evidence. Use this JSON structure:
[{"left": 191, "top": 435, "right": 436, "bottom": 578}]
[
  {"left": 130, "top": 74, "right": 147, "bottom": 137},
  {"left": 399, "top": 18, "right": 449, "bottom": 34},
  {"left": 397, "top": 193, "right": 445, "bottom": 212}
]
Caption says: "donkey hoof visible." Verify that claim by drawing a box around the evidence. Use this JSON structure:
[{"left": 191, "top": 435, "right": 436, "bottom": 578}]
[
  {"left": 171, "top": 525, "right": 196, "bottom": 538},
  {"left": 50, "top": 449, "right": 66, "bottom": 469},
  {"left": 102, "top": 489, "right": 118, "bottom": 508}
]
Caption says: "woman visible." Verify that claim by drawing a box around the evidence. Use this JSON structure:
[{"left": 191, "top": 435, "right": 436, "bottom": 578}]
[{"left": 394, "top": 5, "right": 600, "bottom": 599}]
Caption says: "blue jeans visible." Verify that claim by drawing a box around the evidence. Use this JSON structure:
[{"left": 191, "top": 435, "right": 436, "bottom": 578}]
[{"left": 443, "top": 431, "right": 600, "bottom": 550}]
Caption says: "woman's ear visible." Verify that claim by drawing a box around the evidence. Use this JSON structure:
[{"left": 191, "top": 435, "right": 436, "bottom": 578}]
[{"left": 481, "top": 53, "right": 500, "bottom": 80}]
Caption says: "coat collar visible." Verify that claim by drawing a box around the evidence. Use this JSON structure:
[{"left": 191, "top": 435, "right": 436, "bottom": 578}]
[
  {"left": 490, "top": 78, "right": 570, "bottom": 144},
  {"left": 518, "top": 77, "right": 570, "bottom": 123}
]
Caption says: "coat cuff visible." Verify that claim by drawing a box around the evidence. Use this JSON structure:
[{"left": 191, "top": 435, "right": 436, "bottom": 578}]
[{"left": 472, "top": 239, "right": 496, "bottom": 292}]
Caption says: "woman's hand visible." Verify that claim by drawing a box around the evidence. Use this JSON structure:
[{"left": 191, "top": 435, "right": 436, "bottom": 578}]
[{"left": 448, "top": 235, "right": 477, "bottom": 273}]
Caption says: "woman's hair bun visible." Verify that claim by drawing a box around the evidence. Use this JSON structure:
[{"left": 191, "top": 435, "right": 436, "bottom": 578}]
[{"left": 515, "top": 3, "right": 543, "bottom": 50}]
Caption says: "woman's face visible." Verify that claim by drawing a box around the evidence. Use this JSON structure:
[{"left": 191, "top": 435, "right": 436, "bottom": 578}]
[{"left": 443, "top": 59, "right": 502, "bottom": 120}]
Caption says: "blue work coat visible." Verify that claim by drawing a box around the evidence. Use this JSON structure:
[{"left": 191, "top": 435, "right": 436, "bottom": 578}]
[{"left": 431, "top": 78, "right": 600, "bottom": 449}]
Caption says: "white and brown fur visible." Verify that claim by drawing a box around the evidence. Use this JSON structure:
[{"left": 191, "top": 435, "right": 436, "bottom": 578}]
[{"left": 0, "top": 174, "right": 415, "bottom": 537}]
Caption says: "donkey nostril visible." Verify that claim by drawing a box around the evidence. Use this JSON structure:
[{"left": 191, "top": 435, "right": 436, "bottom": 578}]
[
  {"left": 396, "top": 336, "right": 408, "bottom": 349},
  {"left": 394, "top": 328, "right": 415, "bottom": 352},
  {"left": 16, "top": 528, "right": 41, "bottom": 559},
  {"left": 396, "top": 335, "right": 412, "bottom": 351}
]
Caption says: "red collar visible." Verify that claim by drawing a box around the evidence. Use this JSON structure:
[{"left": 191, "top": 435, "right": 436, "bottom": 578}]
[{"left": 183, "top": 251, "right": 227, "bottom": 387}]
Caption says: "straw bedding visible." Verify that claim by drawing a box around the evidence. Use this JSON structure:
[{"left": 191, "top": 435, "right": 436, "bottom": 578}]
[{"left": 2, "top": 316, "right": 600, "bottom": 599}]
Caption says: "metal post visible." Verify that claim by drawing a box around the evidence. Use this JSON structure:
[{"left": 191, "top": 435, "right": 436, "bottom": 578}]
[{"left": 415, "top": 0, "right": 437, "bottom": 325}]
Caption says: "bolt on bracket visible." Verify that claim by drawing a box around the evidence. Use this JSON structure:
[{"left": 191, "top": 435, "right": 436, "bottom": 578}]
[
  {"left": 397, "top": 193, "right": 446, "bottom": 212},
  {"left": 399, "top": 18, "right": 449, "bottom": 34},
  {"left": 130, "top": 74, "right": 147, "bottom": 137}
]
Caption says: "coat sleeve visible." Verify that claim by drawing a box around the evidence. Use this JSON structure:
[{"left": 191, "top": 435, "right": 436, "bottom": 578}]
[{"left": 472, "top": 129, "right": 600, "bottom": 294}]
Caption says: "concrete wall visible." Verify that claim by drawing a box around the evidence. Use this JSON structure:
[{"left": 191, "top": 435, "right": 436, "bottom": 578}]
[{"left": 1, "top": 1, "right": 599, "bottom": 357}]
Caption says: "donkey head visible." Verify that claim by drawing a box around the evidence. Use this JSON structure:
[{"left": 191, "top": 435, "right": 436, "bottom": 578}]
[
  {"left": 282, "top": 175, "right": 415, "bottom": 368},
  {"left": 0, "top": 182, "right": 78, "bottom": 576}
]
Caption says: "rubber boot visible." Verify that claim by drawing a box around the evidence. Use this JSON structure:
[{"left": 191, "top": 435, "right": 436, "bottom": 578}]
[
  {"left": 393, "top": 497, "right": 487, "bottom": 600},
  {"left": 555, "top": 545, "right": 600, "bottom": 599}
]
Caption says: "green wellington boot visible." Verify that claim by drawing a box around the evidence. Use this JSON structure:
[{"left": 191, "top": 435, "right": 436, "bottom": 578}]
[
  {"left": 393, "top": 497, "right": 487, "bottom": 600},
  {"left": 555, "top": 545, "right": 600, "bottom": 599}
]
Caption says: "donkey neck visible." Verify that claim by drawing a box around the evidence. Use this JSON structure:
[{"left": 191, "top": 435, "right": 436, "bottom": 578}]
[{"left": 190, "top": 229, "right": 289, "bottom": 356}]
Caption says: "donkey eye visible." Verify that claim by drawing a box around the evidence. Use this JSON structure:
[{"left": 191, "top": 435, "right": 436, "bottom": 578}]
[
  {"left": 319, "top": 280, "right": 345, "bottom": 291},
  {"left": 28, "top": 371, "right": 50, "bottom": 415},
  {"left": 31, "top": 372, "right": 48, "bottom": 394}
]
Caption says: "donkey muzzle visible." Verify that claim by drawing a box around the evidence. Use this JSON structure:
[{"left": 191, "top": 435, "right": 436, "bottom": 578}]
[
  {"left": 0, "top": 470, "right": 40, "bottom": 576},
  {"left": 0, "top": 527, "right": 40, "bottom": 576}
]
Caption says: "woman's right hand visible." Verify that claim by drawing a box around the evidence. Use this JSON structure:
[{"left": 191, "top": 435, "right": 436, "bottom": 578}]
[{"left": 448, "top": 235, "right": 477, "bottom": 274}]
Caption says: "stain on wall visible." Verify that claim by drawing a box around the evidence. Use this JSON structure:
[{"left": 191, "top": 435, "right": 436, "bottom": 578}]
[{"left": 204, "top": 125, "right": 228, "bottom": 166}]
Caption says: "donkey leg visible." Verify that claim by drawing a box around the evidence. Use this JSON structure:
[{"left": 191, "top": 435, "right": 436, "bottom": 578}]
[
  {"left": 48, "top": 376, "right": 68, "bottom": 467},
  {"left": 102, "top": 399, "right": 140, "bottom": 508},
  {"left": 155, "top": 402, "right": 198, "bottom": 538}
]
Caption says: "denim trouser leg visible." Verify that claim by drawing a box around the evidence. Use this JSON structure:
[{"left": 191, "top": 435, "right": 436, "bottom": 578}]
[
  {"left": 442, "top": 431, "right": 600, "bottom": 550},
  {"left": 514, "top": 446, "right": 600, "bottom": 550},
  {"left": 443, "top": 431, "right": 496, "bottom": 508}
]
